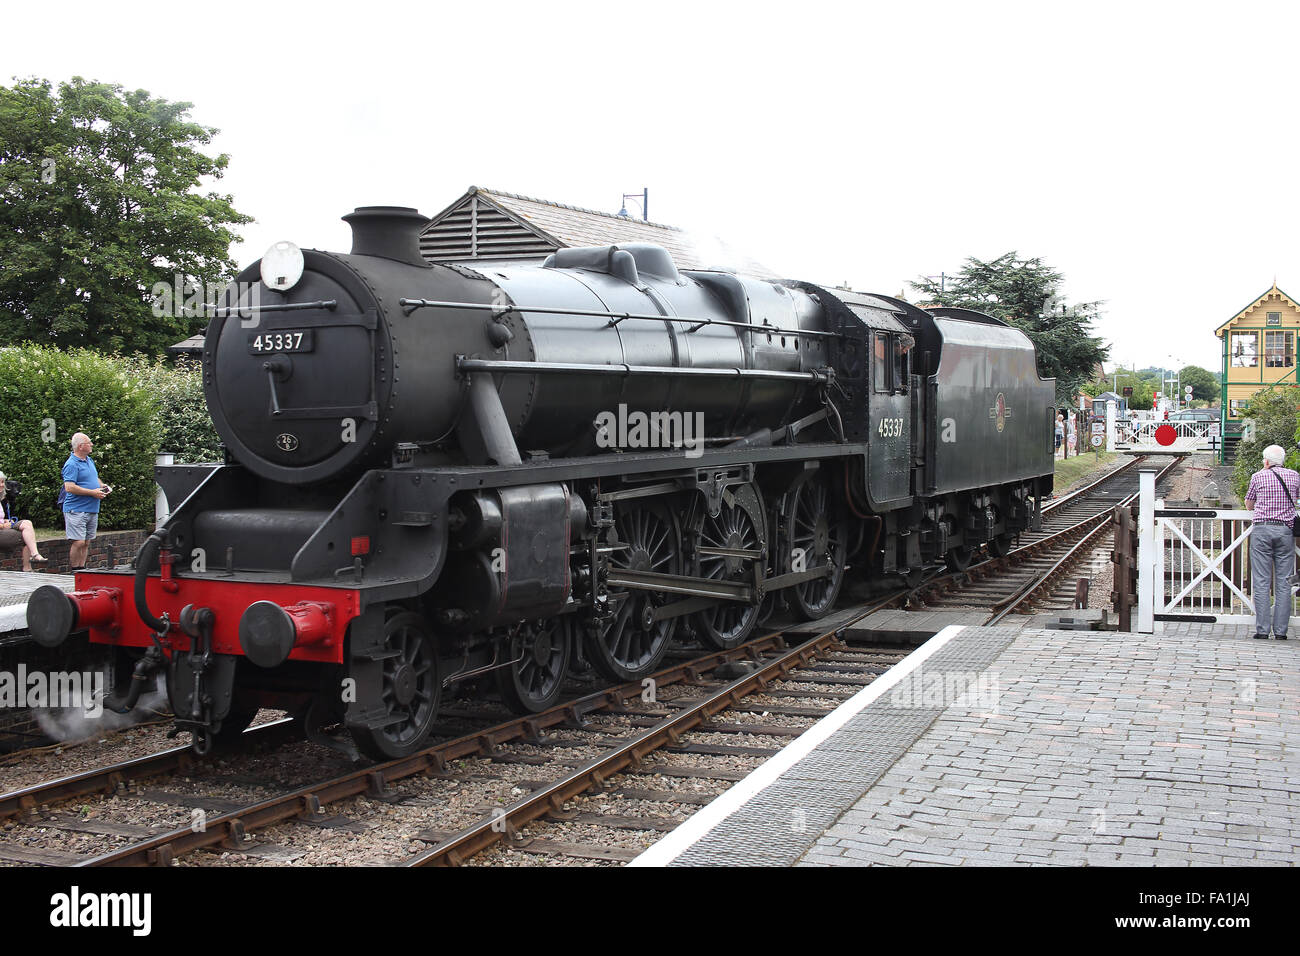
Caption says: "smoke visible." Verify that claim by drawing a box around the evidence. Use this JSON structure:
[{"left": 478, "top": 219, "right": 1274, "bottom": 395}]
[
  {"left": 31, "top": 670, "right": 170, "bottom": 743},
  {"left": 678, "top": 228, "right": 777, "bottom": 278}
]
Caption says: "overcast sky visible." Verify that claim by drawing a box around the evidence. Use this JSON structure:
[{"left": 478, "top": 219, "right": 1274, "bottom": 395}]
[{"left": 6, "top": 0, "right": 1297, "bottom": 376}]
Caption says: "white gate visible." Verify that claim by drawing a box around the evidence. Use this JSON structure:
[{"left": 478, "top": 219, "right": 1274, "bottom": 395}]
[
  {"left": 1136, "top": 469, "right": 1299, "bottom": 630},
  {"left": 1115, "top": 419, "right": 1220, "bottom": 454}
]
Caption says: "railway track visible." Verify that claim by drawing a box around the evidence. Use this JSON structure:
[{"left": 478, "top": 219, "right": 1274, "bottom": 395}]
[
  {"left": 905, "top": 455, "right": 1185, "bottom": 622},
  {"left": 0, "top": 600, "right": 910, "bottom": 867}
]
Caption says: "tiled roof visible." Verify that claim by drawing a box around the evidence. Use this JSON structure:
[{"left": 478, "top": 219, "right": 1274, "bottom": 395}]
[
  {"left": 421, "top": 186, "right": 778, "bottom": 278},
  {"left": 1215, "top": 282, "right": 1300, "bottom": 336},
  {"left": 167, "top": 334, "right": 205, "bottom": 354}
]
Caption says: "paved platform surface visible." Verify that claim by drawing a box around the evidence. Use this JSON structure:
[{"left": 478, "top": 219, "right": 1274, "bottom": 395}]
[
  {"left": 0, "top": 570, "right": 75, "bottom": 637},
  {"left": 634, "top": 619, "right": 1299, "bottom": 866}
]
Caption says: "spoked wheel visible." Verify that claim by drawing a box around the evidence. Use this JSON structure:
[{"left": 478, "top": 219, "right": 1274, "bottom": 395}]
[
  {"left": 497, "top": 616, "right": 573, "bottom": 714},
  {"left": 986, "top": 533, "right": 1014, "bottom": 558},
  {"left": 785, "top": 474, "right": 848, "bottom": 621},
  {"left": 691, "top": 487, "right": 765, "bottom": 649},
  {"left": 586, "top": 500, "right": 682, "bottom": 682},
  {"left": 945, "top": 545, "right": 977, "bottom": 572},
  {"left": 351, "top": 611, "right": 442, "bottom": 761}
]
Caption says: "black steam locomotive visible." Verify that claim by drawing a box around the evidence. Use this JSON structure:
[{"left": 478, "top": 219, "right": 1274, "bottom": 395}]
[{"left": 29, "top": 206, "right": 1055, "bottom": 760}]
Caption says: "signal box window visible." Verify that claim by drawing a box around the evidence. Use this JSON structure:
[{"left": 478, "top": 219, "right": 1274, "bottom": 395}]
[
  {"left": 1265, "top": 330, "right": 1294, "bottom": 368},
  {"left": 873, "top": 333, "right": 889, "bottom": 393},
  {"left": 1229, "top": 398, "right": 1249, "bottom": 417},
  {"left": 1230, "top": 332, "right": 1258, "bottom": 368}
]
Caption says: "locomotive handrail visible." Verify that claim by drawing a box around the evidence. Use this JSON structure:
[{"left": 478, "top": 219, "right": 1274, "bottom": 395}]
[
  {"left": 457, "top": 357, "right": 833, "bottom": 384},
  {"left": 399, "top": 297, "right": 843, "bottom": 339},
  {"left": 207, "top": 299, "right": 339, "bottom": 318}
]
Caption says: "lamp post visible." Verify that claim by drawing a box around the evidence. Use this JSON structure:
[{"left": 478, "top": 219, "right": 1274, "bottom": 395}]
[{"left": 618, "top": 188, "right": 648, "bottom": 221}]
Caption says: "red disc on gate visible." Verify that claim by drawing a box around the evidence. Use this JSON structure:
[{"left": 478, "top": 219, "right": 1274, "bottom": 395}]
[{"left": 1154, "top": 423, "right": 1177, "bottom": 446}]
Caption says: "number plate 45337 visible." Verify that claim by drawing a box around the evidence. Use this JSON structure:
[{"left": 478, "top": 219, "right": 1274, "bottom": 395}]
[{"left": 247, "top": 330, "right": 314, "bottom": 354}]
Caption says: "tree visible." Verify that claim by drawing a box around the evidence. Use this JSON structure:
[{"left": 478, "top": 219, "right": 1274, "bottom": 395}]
[
  {"left": 1231, "top": 386, "right": 1300, "bottom": 500},
  {"left": 1179, "top": 365, "right": 1219, "bottom": 404},
  {"left": 0, "top": 77, "right": 251, "bottom": 354},
  {"left": 910, "top": 252, "right": 1109, "bottom": 403}
]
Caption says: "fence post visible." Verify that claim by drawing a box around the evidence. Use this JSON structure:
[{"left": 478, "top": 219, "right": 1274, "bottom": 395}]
[
  {"left": 1112, "top": 504, "right": 1135, "bottom": 631},
  {"left": 1136, "top": 467, "right": 1158, "bottom": 632}
]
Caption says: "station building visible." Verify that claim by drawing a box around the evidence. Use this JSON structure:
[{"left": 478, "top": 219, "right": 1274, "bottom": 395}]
[
  {"left": 418, "top": 185, "right": 774, "bottom": 276},
  {"left": 1215, "top": 282, "right": 1299, "bottom": 459}
]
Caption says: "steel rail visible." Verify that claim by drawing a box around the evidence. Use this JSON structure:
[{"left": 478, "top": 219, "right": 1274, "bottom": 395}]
[
  {"left": 76, "top": 626, "right": 825, "bottom": 867},
  {"left": 985, "top": 456, "right": 1184, "bottom": 622},
  {"left": 0, "top": 718, "right": 296, "bottom": 822},
  {"left": 904, "top": 454, "right": 1178, "bottom": 607},
  {"left": 78, "top": 590, "right": 911, "bottom": 867},
  {"left": 984, "top": 515, "right": 1119, "bottom": 624},
  {"left": 403, "top": 609, "right": 883, "bottom": 867},
  {"left": 1040, "top": 453, "right": 1146, "bottom": 515}
]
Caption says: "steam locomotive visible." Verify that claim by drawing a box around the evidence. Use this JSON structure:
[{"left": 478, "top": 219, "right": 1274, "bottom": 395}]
[{"left": 28, "top": 206, "right": 1055, "bottom": 760}]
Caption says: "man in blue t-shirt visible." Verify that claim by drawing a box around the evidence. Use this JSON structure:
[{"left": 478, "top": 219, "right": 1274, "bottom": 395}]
[{"left": 62, "top": 432, "right": 111, "bottom": 570}]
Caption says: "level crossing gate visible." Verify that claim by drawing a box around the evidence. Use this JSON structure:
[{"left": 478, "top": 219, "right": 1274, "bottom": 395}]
[
  {"left": 1114, "top": 419, "right": 1220, "bottom": 455},
  {"left": 1135, "top": 468, "right": 1299, "bottom": 630}
]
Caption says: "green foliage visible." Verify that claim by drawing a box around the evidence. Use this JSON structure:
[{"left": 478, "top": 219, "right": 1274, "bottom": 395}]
[
  {"left": 1138, "top": 382, "right": 1161, "bottom": 409},
  {"left": 117, "top": 356, "right": 221, "bottom": 461},
  {"left": 0, "top": 345, "right": 162, "bottom": 530},
  {"left": 1081, "top": 374, "right": 1157, "bottom": 410},
  {"left": 1178, "top": 365, "right": 1218, "bottom": 403},
  {"left": 910, "top": 252, "right": 1109, "bottom": 403},
  {"left": 1231, "top": 386, "right": 1300, "bottom": 499},
  {"left": 0, "top": 77, "right": 252, "bottom": 355}
]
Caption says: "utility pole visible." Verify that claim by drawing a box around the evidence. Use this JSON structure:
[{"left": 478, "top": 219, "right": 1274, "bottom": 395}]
[{"left": 925, "top": 272, "right": 950, "bottom": 295}]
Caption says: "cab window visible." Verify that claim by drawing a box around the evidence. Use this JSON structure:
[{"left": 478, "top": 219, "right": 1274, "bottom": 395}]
[
  {"left": 892, "top": 338, "right": 909, "bottom": 394},
  {"left": 873, "top": 333, "right": 889, "bottom": 393}
]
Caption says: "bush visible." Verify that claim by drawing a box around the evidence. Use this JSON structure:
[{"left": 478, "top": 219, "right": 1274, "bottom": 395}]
[
  {"left": 1231, "top": 386, "right": 1300, "bottom": 499},
  {"left": 118, "top": 355, "right": 222, "bottom": 462},
  {"left": 0, "top": 346, "right": 163, "bottom": 530}
]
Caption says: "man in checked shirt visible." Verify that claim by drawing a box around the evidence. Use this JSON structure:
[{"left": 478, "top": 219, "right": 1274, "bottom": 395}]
[{"left": 1244, "top": 444, "right": 1300, "bottom": 640}]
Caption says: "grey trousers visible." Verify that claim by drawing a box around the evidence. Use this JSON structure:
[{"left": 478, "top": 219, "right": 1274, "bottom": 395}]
[{"left": 1250, "top": 522, "right": 1295, "bottom": 636}]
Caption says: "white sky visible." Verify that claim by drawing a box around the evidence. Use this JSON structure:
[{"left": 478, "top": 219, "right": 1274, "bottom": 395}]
[{"left": 6, "top": 0, "right": 1298, "bottom": 376}]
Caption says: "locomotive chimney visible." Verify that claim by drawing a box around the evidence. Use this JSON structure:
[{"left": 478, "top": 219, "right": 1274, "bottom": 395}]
[{"left": 342, "top": 206, "right": 432, "bottom": 267}]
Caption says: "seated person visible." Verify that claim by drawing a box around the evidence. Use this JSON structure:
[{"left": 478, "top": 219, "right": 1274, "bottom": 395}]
[{"left": 0, "top": 472, "right": 49, "bottom": 571}]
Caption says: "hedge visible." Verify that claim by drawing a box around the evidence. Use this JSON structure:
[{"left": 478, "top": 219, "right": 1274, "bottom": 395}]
[
  {"left": 118, "top": 355, "right": 223, "bottom": 463},
  {"left": 0, "top": 346, "right": 220, "bottom": 531}
]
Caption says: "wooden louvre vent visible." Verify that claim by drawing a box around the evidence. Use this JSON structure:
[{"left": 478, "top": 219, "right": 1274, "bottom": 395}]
[{"left": 420, "top": 194, "right": 557, "bottom": 262}]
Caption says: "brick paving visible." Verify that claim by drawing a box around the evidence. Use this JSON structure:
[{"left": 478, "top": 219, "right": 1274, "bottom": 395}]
[
  {"left": 654, "top": 620, "right": 1300, "bottom": 866},
  {"left": 797, "top": 622, "right": 1298, "bottom": 866}
]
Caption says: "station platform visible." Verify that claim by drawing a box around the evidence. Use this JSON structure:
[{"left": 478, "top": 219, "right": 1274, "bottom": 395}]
[
  {"left": 632, "top": 617, "right": 1299, "bottom": 866},
  {"left": 0, "top": 570, "right": 75, "bottom": 640}
]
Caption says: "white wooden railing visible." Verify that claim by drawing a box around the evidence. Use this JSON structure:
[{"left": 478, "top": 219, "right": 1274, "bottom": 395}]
[
  {"left": 1135, "top": 468, "right": 1298, "bottom": 630},
  {"left": 1115, "top": 419, "right": 1220, "bottom": 454}
]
